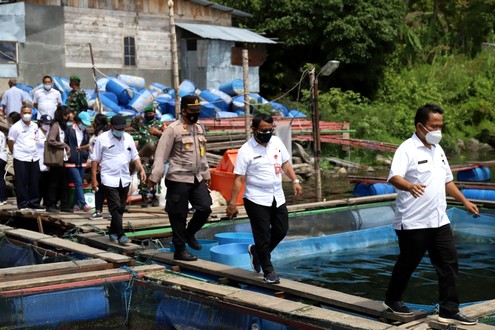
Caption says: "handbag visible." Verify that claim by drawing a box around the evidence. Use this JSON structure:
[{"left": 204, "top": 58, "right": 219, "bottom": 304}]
[
  {"left": 44, "top": 141, "right": 64, "bottom": 167},
  {"left": 43, "top": 124, "right": 65, "bottom": 167}
]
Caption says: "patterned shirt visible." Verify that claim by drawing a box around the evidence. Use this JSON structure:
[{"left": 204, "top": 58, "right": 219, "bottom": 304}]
[
  {"left": 65, "top": 89, "right": 88, "bottom": 114},
  {"left": 131, "top": 117, "right": 163, "bottom": 150}
]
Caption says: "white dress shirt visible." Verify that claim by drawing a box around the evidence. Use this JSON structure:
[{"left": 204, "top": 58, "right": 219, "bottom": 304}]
[
  {"left": 33, "top": 88, "right": 62, "bottom": 118},
  {"left": 234, "top": 135, "right": 290, "bottom": 207},
  {"left": 388, "top": 133, "right": 453, "bottom": 230},
  {"left": 0, "top": 132, "right": 7, "bottom": 163},
  {"left": 8, "top": 120, "right": 40, "bottom": 162},
  {"left": 91, "top": 130, "right": 139, "bottom": 188}
]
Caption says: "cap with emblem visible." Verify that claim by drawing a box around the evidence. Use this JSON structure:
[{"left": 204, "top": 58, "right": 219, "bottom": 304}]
[
  {"left": 39, "top": 114, "right": 52, "bottom": 124},
  {"left": 143, "top": 105, "right": 155, "bottom": 113},
  {"left": 69, "top": 75, "right": 81, "bottom": 83},
  {"left": 180, "top": 95, "right": 201, "bottom": 111}
]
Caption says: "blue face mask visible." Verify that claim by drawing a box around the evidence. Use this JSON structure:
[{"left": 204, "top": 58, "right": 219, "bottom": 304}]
[
  {"left": 79, "top": 124, "right": 87, "bottom": 130},
  {"left": 66, "top": 121, "right": 73, "bottom": 127},
  {"left": 112, "top": 129, "right": 124, "bottom": 138},
  {"left": 43, "top": 84, "right": 52, "bottom": 91}
]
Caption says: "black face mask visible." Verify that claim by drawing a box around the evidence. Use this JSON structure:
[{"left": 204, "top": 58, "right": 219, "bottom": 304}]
[
  {"left": 144, "top": 115, "right": 155, "bottom": 123},
  {"left": 185, "top": 112, "right": 200, "bottom": 124},
  {"left": 255, "top": 130, "right": 273, "bottom": 144}
]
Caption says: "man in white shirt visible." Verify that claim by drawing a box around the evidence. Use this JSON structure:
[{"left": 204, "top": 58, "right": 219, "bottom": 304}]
[
  {"left": 7, "top": 104, "right": 43, "bottom": 211},
  {"left": 91, "top": 115, "right": 146, "bottom": 245},
  {"left": 383, "top": 104, "right": 479, "bottom": 325},
  {"left": 226, "top": 114, "right": 302, "bottom": 284},
  {"left": 33, "top": 75, "right": 62, "bottom": 119},
  {"left": 1, "top": 79, "right": 31, "bottom": 116}
]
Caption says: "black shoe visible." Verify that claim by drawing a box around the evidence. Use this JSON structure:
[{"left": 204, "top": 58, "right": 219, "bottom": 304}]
[
  {"left": 46, "top": 206, "right": 59, "bottom": 213},
  {"left": 174, "top": 249, "right": 198, "bottom": 261},
  {"left": 438, "top": 312, "right": 478, "bottom": 325},
  {"left": 186, "top": 235, "right": 202, "bottom": 250},
  {"left": 141, "top": 201, "right": 148, "bottom": 208},
  {"left": 248, "top": 244, "right": 261, "bottom": 273},
  {"left": 151, "top": 196, "right": 159, "bottom": 207},
  {"left": 383, "top": 301, "right": 413, "bottom": 316},
  {"left": 264, "top": 271, "right": 280, "bottom": 284}
]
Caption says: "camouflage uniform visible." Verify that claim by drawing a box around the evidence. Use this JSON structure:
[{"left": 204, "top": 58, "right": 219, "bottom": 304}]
[
  {"left": 65, "top": 76, "right": 88, "bottom": 115},
  {"left": 131, "top": 108, "right": 164, "bottom": 207}
]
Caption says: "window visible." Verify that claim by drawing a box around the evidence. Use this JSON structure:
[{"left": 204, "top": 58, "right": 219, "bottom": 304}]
[
  {"left": 0, "top": 41, "right": 17, "bottom": 64},
  {"left": 124, "top": 36, "right": 136, "bottom": 66}
]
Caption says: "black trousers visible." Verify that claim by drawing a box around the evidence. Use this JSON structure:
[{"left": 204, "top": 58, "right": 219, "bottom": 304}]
[
  {"left": 46, "top": 166, "right": 68, "bottom": 209},
  {"left": 0, "top": 159, "right": 7, "bottom": 202},
  {"left": 102, "top": 182, "right": 129, "bottom": 237},
  {"left": 165, "top": 179, "right": 212, "bottom": 251},
  {"left": 385, "top": 224, "right": 460, "bottom": 316},
  {"left": 13, "top": 159, "right": 40, "bottom": 209},
  {"left": 38, "top": 171, "right": 50, "bottom": 206},
  {"left": 94, "top": 173, "right": 104, "bottom": 213},
  {"left": 243, "top": 198, "right": 289, "bottom": 275}
]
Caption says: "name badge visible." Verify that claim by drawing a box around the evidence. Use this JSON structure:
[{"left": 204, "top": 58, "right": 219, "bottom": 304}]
[{"left": 418, "top": 160, "right": 428, "bottom": 164}]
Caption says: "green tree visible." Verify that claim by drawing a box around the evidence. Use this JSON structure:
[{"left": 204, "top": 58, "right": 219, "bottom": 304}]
[{"left": 216, "top": 0, "right": 406, "bottom": 98}]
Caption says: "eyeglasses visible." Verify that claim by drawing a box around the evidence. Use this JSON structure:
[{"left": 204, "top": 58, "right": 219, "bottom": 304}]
[{"left": 256, "top": 128, "right": 274, "bottom": 134}]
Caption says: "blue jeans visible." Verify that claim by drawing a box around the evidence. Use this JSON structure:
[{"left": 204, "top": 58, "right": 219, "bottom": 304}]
[{"left": 67, "top": 167, "right": 87, "bottom": 208}]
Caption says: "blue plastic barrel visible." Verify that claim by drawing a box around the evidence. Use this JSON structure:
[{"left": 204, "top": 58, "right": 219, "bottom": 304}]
[
  {"left": 16, "top": 83, "right": 33, "bottom": 94},
  {"left": 99, "top": 93, "right": 122, "bottom": 114},
  {"left": 353, "top": 182, "right": 395, "bottom": 197},
  {"left": 117, "top": 74, "right": 145, "bottom": 90},
  {"left": 210, "top": 243, "right": 251, "bottom": 268},
  {"left": 210, "top": 89, "right": 233, "bottom": 108},
  {"left": 170, "top": 239, "right": 218, "bottom": 260},
  {"left": 200, "top": 103, "right": 218, "bottom": 118},
  {"left": 101, "top": 91, "right": 118, "bottom": 105},
  {"left": 97, "top": 77, "right": 109, "bottom": 92},
  {"left": 235, "top": 110, "right": 245, "bottom": 116},
  {"left": 119, "top": 108, "right": 138, "bottom": 118},
  {"left": 457, "top": 167, "right": 492, "bottom": 182},
  {"left": 61, "top": 77, "right": 72, "bottom": 93},
  {"left": 128, "top": 89, "right": 158, "bottom": 112},
  {"left": 149, "top": 82, "right": 170, "bottom": 94},
  {"left": 160, "top": 113, "right": 175, "bottom": 122},
  {"left": 199, "top": 90, "right": 229, "bottom": 112},
  {"left": 214, "top": 232, "right": 254, "bottom": 245},
  {"left": 179, "top": 80, "right": 197, "bottom": 97},
  {"left": 155, "top": 94, "right": 175, "bottom": 115},
  {"left": 219, "top": 79, "right": 244, "bottom": 96},
  {"left": 462, "top": 189, "right": 495, "bottom": 201},
  {"left": 51, "top": 76, "right": 66, "bottom": 94},
  {"left": 105, "top": 78, "right": 134, "bottom": 105}
]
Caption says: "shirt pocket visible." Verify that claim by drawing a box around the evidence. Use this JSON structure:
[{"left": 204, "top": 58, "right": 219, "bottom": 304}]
[
  {"left": 181, "top": 137, "right": 194, "bottom": 152},
  {"left": 197, "top": 136, "right": 206, "bottom": 157},
  {"left": 416, "top": 160, "right": 433, "bottom": 182}
]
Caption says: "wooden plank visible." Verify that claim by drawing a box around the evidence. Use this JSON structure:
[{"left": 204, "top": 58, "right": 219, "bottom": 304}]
[
  {"left": 145, "top": 271, "right": 399, "bottom": 330},
  {"left": 460, "top": 299, "right": 495, "bottom": 318},
  {"left": 138, "top": 250, "right": 424, "bottom": 323},
  {"left": 0, "top": 264, "right": 165, "bottom": 292},
  {"left": 75, "top": 232, "right": 143, "bottom": 254},
  {"left": 38, "top": 237, "right": 131, "bottom": 263},
  {"left": 0, "top": 259, "right": 110, "bottom": 281},
  {"left": 428, "top": 319, "right": 494, "bottom": 330}
]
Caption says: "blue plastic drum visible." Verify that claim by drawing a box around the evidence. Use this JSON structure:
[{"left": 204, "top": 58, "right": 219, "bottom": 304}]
[
  {"left": 210, "top": 243, "right": 251, "bottom": 268},
  {"left": 214, "top": 232, "right": 254, "bottom": 245}
]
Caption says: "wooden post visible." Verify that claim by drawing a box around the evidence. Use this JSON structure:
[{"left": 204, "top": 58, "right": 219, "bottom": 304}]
[
  {"left": 243, "top": 49, "right": 250, "bottom": 141},
  {"left": 88, "top": 43, "right": 101, "bottom": 114},
  {"left": 309, "top": 68, "right": 322, "bottom": 202},
  {"left": 168, "top": 0, "right": 181, "bottom": 118}
]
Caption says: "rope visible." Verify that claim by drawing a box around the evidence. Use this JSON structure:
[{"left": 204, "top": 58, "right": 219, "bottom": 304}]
[{"left": 120, "top": 266, "right": 139, "bottom": 327}]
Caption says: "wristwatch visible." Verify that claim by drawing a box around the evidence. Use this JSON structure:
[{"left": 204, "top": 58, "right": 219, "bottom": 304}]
[{"left": 293, "top": 179, "right": 301, "bottom": 184}]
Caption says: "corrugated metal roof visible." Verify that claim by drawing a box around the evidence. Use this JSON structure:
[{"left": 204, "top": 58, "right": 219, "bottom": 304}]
[
  {"left": 188, "top": 0, "right": 251, "bottom": 17},
  {"left": 176, "top": 22, "right": 276, "bottom": 44}
]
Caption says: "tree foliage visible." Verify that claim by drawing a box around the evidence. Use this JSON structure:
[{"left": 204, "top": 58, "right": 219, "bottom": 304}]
[{"left": 217, "top": 0, "right": 406, "bottom": 98}]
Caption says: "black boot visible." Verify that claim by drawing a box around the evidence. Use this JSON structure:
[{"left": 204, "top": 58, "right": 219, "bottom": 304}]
[{"left": 141, "top": 194, "right": 148, "bottom": 208}]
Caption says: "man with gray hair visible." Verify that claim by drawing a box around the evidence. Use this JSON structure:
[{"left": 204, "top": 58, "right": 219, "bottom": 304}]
[{"left": 1, "top": 79, "right": 31, "bottom": 117}]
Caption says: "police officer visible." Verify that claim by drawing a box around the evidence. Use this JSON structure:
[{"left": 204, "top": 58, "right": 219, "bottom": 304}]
[{"left": 149, "top": 94, "right": 212, "bottom": 261}]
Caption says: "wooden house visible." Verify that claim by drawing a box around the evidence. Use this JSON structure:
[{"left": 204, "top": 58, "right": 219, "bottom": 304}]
[{"left": 0, "top": 0, "right": 275, "bottom": 92}]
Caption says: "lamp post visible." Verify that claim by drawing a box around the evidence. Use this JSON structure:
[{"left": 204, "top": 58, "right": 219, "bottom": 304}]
[{"left": 309, "top": 60, "right": 339, "bottom": 202}]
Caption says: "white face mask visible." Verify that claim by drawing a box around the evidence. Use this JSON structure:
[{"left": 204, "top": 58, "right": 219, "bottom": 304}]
[
  {"left": 42, "top": 124, "right": 50, "bottom": 131},
  {"left": 420, "top": 123, "right": 442, "bottom": 145},
  {"left": 22, "top": 114, "right": 32, "bottom": 122}
]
